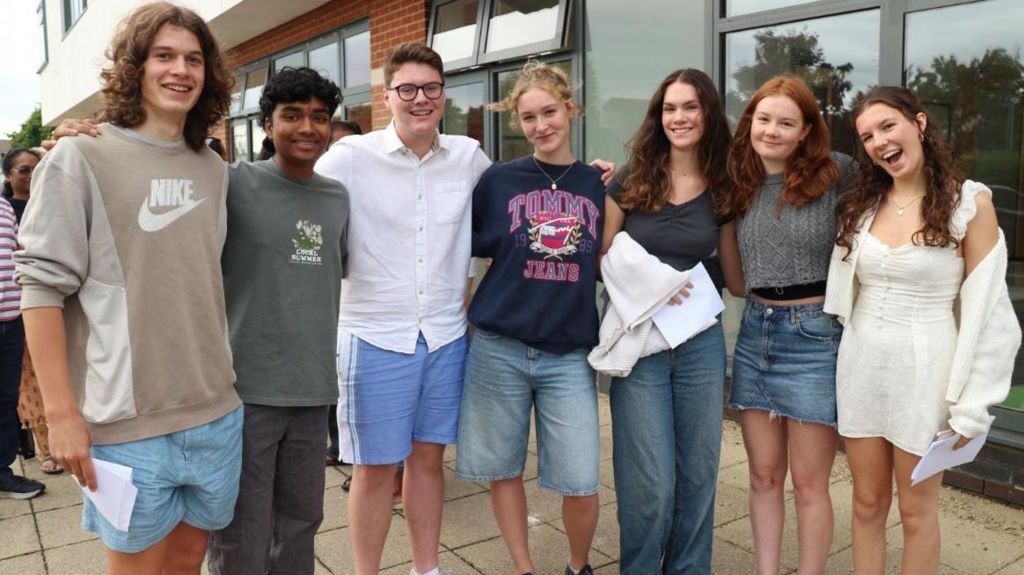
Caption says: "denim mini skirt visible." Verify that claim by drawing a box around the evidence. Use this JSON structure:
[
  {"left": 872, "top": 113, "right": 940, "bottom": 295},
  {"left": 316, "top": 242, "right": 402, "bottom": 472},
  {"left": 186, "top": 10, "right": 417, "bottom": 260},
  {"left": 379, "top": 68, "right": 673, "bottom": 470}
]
[{"left": 728, "top": 300, "right": 842, "bottom": 426}]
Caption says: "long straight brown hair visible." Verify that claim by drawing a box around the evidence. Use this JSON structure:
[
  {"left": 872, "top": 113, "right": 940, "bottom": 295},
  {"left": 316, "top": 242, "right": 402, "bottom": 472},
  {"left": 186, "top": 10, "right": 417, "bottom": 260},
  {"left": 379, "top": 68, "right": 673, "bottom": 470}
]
[{"left": 723, "top": 75, "right": 838, "bottom": 219}]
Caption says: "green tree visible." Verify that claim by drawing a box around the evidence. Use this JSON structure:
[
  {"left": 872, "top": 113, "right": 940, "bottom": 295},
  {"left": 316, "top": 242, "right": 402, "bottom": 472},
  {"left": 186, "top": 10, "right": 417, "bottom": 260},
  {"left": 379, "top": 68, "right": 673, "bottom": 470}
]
[{"left": 7, "top": 106, "right": 53, "bottom": 149}]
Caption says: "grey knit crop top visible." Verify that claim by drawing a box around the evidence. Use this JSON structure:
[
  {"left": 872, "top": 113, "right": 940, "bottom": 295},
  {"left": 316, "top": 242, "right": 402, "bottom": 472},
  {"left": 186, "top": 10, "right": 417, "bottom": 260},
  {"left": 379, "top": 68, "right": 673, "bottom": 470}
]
[{"left": 737, "top": 152, "right": 856, "bottom": 292}]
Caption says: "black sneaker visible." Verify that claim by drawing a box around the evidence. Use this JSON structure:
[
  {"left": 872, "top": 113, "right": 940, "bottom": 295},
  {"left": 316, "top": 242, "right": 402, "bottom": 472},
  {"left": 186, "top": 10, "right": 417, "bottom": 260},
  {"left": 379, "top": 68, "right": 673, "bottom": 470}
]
[
  {"left": 566, "top": 565, "right": 593, "bottom": 575},
  {"left": 0, "top": 473, "right": 45, "bottom": 500}
]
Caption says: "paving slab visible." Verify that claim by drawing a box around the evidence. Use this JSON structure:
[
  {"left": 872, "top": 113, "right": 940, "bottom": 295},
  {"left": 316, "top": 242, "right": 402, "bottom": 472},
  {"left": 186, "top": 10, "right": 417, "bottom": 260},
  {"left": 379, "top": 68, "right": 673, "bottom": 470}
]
[
  {"left": 0, "top": 513, "right": 41, "bottom": 559},
  {"left": 439, "top": 491, "right": 502, "bottom": 549},
  {"left": 43, "top": 539, "right": 106, "bottom": 574},
  {"left": 0, "top": 551, "right": 47, "bottom": 575},
  {"left": 36, "top": 504, "right": 97, "bottom": 550}
]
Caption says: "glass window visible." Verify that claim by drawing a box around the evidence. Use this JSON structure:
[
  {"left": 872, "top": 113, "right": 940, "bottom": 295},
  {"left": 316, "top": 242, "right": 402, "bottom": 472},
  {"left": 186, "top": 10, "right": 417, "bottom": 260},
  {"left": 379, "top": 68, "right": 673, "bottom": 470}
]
[
  {"left": 232, "top": 120, "right": 249, "bottom": 163},
  {"left": 346, "top": 102, "right": 373, "bottom": 135},
  {"left": 37, "top": 2, "right": 47, "bottom": 69},
  {"left": 496, "top": 61, "right": 570, "bottom": 161},
  {"left": 63, "top": 0, "right": 86, "bottom": 32},
  {"left": 433, "top": 0, "right": 479, "bottom": 64},
  {"left": 274, "top": 51, "right": 304, "bottom": 72},
  {"left": 309, "top": 41, "right": 340, "bottom": 86},
  {"left": 584, "top": 0, "right": 706, "bottom": 165},
  {"left": 344, "top": 31, "right": 371, "bottom": 88},
  {"left": 727, "top": 0, "right": 815, "bottom": 17},
  {"left": 243, "top": 66, "right": 268, "bottom": 111},
  {"left": 724, "top": 9, "right": 880, "bottom": 157},
  {"left": 229, "top": 71, "right": 244, "bottom": 116},
  {"left": 251, "top": 119, "right": 268, "bottom": 160},
  {"left": 443, "top": 81, "right": 485, "bottom": 148},
  {"left": 906, "top": 0, "right": 1024, "bottom": 412},
  {"left": 485, "top": 0, "right": 560, "bottom": 54}
]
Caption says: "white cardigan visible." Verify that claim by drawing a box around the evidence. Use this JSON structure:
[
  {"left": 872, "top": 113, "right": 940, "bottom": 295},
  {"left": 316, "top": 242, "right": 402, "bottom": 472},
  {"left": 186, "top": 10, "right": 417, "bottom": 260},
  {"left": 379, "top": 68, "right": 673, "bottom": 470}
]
[
  {"left": 588, "top": 232, "right": 694, "bottom": 377},
  {"left": 824, "top": 181, "right": 1021, "bottom": 438}
]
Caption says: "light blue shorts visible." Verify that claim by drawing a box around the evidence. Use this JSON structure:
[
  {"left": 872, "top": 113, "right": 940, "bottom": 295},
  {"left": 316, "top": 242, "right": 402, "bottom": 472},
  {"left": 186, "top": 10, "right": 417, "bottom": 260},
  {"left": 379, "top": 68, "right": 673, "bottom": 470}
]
[
  {"left": 728, "top": 301, "right": 841, "bottom": 426},
  {"left": 83, "top": 406, "right": 243, "bottom": 553},
  {"left": 455, "top": 330, "right": 600, "bottom": 496},
  {"left": 337, "top": 330, "right": 467, "bottom": 465}
]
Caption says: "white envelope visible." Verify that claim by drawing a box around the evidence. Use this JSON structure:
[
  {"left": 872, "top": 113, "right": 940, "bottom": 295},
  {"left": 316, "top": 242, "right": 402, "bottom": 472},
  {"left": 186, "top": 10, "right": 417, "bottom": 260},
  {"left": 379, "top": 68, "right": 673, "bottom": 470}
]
[
  {"left": 80, "top": 458, "right": 138, "bottom": 532},
  {"left": 651, "top": 262, "right": 724, "bottom": 348},
  {"left": 910, "top": 432, "right": 987, "bottom": 486}
]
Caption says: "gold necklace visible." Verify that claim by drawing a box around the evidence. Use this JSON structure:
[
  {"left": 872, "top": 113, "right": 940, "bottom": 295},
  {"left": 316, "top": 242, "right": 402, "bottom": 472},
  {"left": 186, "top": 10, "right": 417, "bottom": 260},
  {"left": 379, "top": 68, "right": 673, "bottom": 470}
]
[
  {"left": 891, "top": 194, "right": 925, "bottom": 217},
  {"left": 532, "top": 155, "right": 575, "bottom": 190}
]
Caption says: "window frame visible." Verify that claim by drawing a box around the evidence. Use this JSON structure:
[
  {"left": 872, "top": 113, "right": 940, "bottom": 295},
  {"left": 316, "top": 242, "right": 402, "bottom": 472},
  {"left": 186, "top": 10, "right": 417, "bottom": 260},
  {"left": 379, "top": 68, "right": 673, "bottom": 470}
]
[
  {"left": 37, "top": 1, "right": 48, "bottom": 72},
  {"left": 61, "top": 0, "right": 87, "bottom": 37},
  {"left": 428, "top": 0, "right": 574, "bottom": 72}
]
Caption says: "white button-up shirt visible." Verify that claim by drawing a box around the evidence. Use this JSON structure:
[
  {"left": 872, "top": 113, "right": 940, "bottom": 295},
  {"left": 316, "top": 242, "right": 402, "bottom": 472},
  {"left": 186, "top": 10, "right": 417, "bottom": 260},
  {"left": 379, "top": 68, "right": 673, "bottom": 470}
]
[{"left": 315, "top": 122, "right": 491, "bottom": 354}]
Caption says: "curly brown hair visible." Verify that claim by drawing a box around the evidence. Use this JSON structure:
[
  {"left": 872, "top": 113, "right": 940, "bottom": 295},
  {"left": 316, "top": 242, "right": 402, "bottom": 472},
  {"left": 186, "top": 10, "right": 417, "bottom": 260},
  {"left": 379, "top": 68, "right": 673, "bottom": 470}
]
[
  {"left": 723, "top": 75, "right": 838, "bottom": 219},
  {"left": 835, "top": 86, "right": 963, "bottom": 259},
  {"left": 618, "top": 69, "right": 732, "bottom": 214},
  {"left": 98, "top": 2, "right": 232, "bottom": 151}
]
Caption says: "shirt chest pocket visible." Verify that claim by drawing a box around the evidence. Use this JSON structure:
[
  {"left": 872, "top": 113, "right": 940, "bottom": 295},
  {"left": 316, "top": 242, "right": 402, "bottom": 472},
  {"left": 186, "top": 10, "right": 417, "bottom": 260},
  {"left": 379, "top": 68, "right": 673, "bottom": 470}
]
[{"left": 432, "top": 181, "right": 470, "bottom": 224}]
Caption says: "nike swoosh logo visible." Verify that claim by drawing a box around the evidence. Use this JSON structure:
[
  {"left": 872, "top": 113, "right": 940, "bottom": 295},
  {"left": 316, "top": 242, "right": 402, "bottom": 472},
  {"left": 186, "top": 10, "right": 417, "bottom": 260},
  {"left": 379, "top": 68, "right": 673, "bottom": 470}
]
[{"left": 138, "top": 198, "right": 208, "bottom": 232}]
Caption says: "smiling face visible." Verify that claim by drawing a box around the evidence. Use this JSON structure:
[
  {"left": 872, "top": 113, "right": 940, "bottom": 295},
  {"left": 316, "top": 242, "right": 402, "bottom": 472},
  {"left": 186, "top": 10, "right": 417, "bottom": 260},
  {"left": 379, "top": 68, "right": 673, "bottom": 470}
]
[
  {"left": 661, "top": 81, "right": 704, "bottom": 152},
  {"left": 517, "top": 87, "right": 575, "bottom": 163},
  {"left": 855, "top": 102, "right": 928, "bottom": 183},
  {"left": 140, "top": 24, "right": 205, "bottom": 126},
  {"left": 749, "top": 94, "right": 811, "bottom": 174},
  {"left": 266, "top": 97, "right": 332, "bottom": 178},
  {"left": 384, "top": 63, "right": 445, "bottom": 150},
  {"left": 5, "top": 152, "right": 39, "bottom": 199}
]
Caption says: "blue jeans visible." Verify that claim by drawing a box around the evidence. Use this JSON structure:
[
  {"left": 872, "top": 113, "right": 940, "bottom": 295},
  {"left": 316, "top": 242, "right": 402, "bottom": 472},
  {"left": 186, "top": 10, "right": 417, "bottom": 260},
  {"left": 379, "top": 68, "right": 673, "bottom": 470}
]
[
  {"left": 0, "top": 318, "right": 25, "bottom": 479},
  {"left": 610, "top": 322, "right": 725, "bottom": 574}
]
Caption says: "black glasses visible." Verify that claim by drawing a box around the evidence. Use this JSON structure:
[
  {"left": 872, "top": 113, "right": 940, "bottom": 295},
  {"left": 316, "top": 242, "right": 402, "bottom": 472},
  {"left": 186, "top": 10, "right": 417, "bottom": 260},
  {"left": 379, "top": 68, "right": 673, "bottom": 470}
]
[
  {"left": 388, "top": 82, "right": 444, "bottom": 102},
  {"left": 13, "top": 167, "right": 34, "bottom": 176}
]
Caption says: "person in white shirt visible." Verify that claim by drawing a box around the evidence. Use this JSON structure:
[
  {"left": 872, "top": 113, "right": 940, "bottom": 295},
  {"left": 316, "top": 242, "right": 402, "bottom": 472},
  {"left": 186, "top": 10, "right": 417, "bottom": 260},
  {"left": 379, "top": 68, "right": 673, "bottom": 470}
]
[{"left": 313, "top": 43, "right": 490, "bottom": 575}]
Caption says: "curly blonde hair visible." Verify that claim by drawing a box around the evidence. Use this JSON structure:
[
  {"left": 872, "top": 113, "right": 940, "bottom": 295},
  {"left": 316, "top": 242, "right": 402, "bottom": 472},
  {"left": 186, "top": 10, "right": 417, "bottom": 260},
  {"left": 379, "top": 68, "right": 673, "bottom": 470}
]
[
  {"left": 99, "top": 2, "right": 232, "bottom": 151},
  {"left": 490, "top": 61, "right": 581, "bottom": 130}
]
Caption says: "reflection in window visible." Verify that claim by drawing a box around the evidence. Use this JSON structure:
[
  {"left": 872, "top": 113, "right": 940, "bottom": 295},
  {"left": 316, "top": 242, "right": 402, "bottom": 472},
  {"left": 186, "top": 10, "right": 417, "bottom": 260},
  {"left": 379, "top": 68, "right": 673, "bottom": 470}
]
[
  {"left": 345, "top": 31, "right": 371, "bottom": 88},
  {"left": 243, "top": 66, "right": 268, "bottom": 110},
  {"left": 346, "top": 102, "right": 373, "bottom": 135},
  {"left": 724, "top": 9, "right": 879, "bottom": 157},
  {"left": 275, "top": 52, "right": 304, "bottom": 72},
  {"left": 496, "top": 61, "right": 570, "bottom": 161},
  {"left": 443, "top": 82, "right": 485, "bottom": 148},
  {"left": 906, "top": 0, "right": 1024, "bottom": 411},
  {"left": 229, "top": 71, "right": 244, "bottom": 115},
  {"left": 309, "top": 42, "right": 340, "bottom": 86},
  {"left": 251, "top": 120, "right": 268, "bottom": 160},
  {"left": 232, "top": 120, "right": 249, "bottom": 163},
  {"left": 486, "top": 0, "right": 560, "bottom": 54},
  {"left": 727, "top": 0, "right": 815, "bottom": 17},
  {"left": 433, "top": 0, "right": 478, "bottom": 64},
  {"left": 584, "top": 0, "right": 705, "bottom": 165}
]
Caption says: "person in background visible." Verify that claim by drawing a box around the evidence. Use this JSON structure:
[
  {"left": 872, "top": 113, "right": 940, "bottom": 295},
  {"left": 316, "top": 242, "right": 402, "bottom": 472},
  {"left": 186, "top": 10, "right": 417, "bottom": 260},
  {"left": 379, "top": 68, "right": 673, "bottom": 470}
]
[
  {"left": 601, "top": 68, "right": 744, "bottom": 574},
  {"left": 724, "top": 74, "right": 855, "bottom": 575},
  {"left": 456, "top": 60, "right": 604, "bottom": 575},
  {"left": 15, "top": 4, "right": 242, "bottom": 572},
  {"left": 329, "top": 119, "right": 363, "bottom": 148},
  {"left": 0, "top": 150, "right": 45, "bottom": 498},
  {"left": 826, "top": 86, "right": 1019, "bottom": 574},
  {"left": 2, "top": 148, "right": 62, "bottom": 477}
]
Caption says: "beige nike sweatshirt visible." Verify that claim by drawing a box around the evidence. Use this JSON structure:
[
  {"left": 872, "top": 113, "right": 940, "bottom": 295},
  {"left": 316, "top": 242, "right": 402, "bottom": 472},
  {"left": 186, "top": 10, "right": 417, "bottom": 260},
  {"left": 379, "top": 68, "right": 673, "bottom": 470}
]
[{"left": 14, "top": 124, "right": 240, "bottom": 445}]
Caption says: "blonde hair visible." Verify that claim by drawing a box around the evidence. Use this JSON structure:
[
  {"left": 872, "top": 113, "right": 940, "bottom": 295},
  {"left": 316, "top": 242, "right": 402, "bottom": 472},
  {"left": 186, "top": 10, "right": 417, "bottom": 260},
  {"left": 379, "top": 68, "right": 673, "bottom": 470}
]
[{"left": 490, "top": 61, "right": 581, "bottom": 130}]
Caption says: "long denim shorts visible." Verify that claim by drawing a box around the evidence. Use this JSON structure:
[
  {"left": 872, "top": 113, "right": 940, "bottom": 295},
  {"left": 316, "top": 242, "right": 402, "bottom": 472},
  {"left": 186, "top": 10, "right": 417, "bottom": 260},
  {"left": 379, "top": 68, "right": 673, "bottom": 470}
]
[
  {"left": 456, "top": 330, "right": 600, "bottom": 496},
  {"left": 728, "top": 300, "right": 841, "bottom": 426}
]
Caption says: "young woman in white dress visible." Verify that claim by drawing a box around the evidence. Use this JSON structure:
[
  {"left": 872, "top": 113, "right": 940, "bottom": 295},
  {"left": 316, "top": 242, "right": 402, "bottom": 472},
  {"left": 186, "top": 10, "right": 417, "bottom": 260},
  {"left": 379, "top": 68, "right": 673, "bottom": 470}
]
[{"left": 826, "top": 86, "right": 1019, "bottom": 574}]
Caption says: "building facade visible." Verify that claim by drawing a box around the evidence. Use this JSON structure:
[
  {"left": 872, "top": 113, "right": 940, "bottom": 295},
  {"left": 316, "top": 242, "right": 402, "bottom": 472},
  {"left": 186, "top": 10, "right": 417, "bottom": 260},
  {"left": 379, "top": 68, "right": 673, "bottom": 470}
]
[{"left": 37, "top": 0, "right": 1024, "bottom": 505}]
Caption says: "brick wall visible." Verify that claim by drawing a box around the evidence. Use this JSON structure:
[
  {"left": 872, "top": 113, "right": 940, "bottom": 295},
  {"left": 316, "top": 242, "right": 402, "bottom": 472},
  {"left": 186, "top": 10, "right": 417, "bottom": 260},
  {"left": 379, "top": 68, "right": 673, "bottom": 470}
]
[{"left": 215, "top": 0, "right": 431, "bottom": 154}]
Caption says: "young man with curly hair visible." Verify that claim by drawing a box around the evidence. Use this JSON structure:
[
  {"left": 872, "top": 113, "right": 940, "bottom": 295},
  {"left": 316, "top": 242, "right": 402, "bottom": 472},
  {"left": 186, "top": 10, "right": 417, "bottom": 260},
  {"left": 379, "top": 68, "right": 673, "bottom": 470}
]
[
  {"left": 206, "top": 66, "right": 349, "bottom": 575},
  {"left": 14, "top": 4, "right": 241, "bottom": 573}
]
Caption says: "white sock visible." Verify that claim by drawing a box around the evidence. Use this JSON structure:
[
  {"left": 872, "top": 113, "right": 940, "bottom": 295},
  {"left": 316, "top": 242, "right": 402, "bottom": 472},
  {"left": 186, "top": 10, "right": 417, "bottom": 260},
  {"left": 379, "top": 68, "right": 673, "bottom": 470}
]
[{"left": 412, "top": 568, "right": 440, "bottom": 575}]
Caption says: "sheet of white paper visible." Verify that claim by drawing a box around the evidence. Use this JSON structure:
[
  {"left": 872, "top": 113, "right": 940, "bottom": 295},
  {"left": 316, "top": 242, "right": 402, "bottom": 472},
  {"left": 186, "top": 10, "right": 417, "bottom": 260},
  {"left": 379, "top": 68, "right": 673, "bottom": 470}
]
[
  {"left": 81, "top": 458, "right": 138, "bottom": 532},
  {"left": 911, "top": 432, "right": 987, "bottom": 486},
  {"left": 651, "top": 262, "right": 725, "bottom": 348}
]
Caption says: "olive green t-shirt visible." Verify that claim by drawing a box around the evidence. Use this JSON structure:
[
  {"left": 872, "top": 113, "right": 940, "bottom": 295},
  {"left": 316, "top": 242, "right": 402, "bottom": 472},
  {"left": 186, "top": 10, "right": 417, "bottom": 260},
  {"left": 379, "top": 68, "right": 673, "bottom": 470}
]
[{"left": 222, "top": 160, "right": 349, "bottom": 406}]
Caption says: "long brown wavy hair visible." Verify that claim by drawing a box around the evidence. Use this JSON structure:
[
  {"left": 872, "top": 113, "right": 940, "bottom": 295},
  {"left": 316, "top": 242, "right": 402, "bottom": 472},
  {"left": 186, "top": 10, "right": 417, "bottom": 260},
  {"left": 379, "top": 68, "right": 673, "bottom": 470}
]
[
  {"left": 835, "top": 86, "right": 962, "bottom": 258},
  {"left": 723, "top": 75, "right": 838, "bottom": 219},
  {"left": 618, "top": 69, "right": 732, "bottom": 214},
  {"left": 98, "top": 2, "right": 232, "bottom": 151}
]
